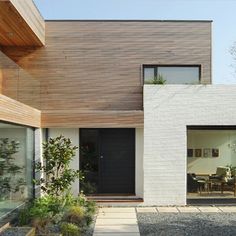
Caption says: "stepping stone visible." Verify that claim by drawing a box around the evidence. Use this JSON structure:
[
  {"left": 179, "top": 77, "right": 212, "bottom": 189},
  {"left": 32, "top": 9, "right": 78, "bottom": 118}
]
[
  {"left": 136, "top": 207, "right": 157, "bottom": 213},
  {"left": 157, "top": 207, "right": 179, "bottom": 213},
  {"left": 177, "top": 207, "right": 200, "bottom": 213},
  {"left": 95, "top": 218, "right": 138, "bottom": 225},
  {"left": 97, "top": 212, "right": 137, "bottom": 219},
  {"left": 218, "top": 207, "right": 236, "bottom": 213},
  {"left": 99, "top": 207, "right": 136, "bottom": 213},
  {"left": 94, "top": 225, "right": 140, "bottom": 233},
  {"left": 198, "top": 207, "right": 221, "bottom": 213}
]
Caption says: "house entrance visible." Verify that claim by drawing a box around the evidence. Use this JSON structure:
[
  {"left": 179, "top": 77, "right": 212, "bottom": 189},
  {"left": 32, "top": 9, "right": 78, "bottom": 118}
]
[{"left": 80, "top": 128, "right": 135, "bottom": 194}]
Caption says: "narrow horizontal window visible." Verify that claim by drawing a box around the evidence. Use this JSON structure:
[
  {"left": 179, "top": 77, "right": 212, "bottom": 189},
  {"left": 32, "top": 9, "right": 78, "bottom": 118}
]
[{"left": 143, "top": 65, "right": 200, "bottom": 84}]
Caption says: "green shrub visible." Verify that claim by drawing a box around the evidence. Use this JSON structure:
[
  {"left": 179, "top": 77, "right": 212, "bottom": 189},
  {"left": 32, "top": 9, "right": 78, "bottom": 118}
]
[
  {"left": 18, "top": 207, "right": 31, "bottom": 226},
  {"left": 63, "top": 206, "right": 85, "bottom": 227},
  {"left": 60, "top": 222, "right": 81, "bottom": 236}
]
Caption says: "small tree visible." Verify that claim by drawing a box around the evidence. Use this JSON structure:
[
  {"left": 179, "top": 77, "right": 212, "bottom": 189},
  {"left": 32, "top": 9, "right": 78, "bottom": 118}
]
[
  {"left": 0, "top": 138, "right": 25, "bottom": 200},
  {"left": 35, "top": 136, "right": 83, "bottom": 196}
]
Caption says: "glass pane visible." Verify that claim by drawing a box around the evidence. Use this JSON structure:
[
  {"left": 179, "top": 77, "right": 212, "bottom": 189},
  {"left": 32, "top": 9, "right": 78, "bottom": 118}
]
[
  {"left": 80, "top": 129, "right": 99, "bottom": 194},
  {"left": 158, "top": 66, "right": 199, "bottom": 84},
  {"left": 187, "top": 129, "right": 236, "bottom": 199},
  {"left": 144, "top": 67, "right": 155, "bottom": 83},
  {"left": 0, "top": 122, "right": 33, "bottom": 219}
]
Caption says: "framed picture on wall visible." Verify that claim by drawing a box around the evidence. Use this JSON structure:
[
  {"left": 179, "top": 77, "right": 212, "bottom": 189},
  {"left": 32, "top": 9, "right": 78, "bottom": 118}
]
[
  {"left": 203, "top": 148, "right": 211, "bottom": 158},
  {"left": 195, "top": 149, "right": 202, "bottom": 157},
  {"left": 212, "top": 148, "right": 219, "bottom": 157},
  {"left": 187, "top": 149, "right": 193, "bottom": 157}
]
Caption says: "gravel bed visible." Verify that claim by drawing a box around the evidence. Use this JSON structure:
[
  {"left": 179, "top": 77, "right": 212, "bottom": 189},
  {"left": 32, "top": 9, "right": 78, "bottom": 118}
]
[{"left": 137, "top": 213, "right": 236, "bottom": 236}]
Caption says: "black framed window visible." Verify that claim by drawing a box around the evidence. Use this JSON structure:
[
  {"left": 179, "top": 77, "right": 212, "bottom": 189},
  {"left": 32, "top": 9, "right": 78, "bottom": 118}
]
[{"left": 143, "top": 65, "right": 201, "bottom": 84}]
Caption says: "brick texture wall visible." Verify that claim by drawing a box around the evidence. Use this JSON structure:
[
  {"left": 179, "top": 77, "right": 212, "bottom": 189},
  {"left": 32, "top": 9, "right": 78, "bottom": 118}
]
[{"left": 144, "top": 85, "right": 236, "bottom": 205}]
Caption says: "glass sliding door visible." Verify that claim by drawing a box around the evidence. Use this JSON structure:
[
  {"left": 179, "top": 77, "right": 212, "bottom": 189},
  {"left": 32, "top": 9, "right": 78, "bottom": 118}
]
[{"left": 0, "top": 122, "right": 34, "bottom": 218}]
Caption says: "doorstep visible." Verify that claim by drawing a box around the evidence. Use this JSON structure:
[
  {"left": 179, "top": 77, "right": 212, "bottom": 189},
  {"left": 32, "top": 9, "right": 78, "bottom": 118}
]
[{"left": 87, "top": 195, "right": 143, "bottom": 206}]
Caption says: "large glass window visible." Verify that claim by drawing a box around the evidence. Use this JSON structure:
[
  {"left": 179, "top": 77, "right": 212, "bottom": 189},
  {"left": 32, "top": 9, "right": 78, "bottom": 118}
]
[
  {"left": 187, "top": 127, "right": 236, "bottom": 200},
  {"left": 143, "top": 65, "right": 200, "bottom": 84},
  {"left": 0, "top": 122, "right": 34, "bottom": 219}
]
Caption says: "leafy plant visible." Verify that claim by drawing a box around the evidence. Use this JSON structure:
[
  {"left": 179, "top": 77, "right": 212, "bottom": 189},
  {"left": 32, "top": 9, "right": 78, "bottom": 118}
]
[
  {"left": 0, "top": 138, "right": 25, "bottom": 200},
  {"left": 34, "top": 136, "right": 83, "bottom": 196},
  {"left": 63, "top": 206, "right": 85, "bottom": 227},
  {"left": 145, "top": 73, "right": 166, "bottom": 85},
  {"left": 60, "top": 222, "right": 81, "bottom": 236}
]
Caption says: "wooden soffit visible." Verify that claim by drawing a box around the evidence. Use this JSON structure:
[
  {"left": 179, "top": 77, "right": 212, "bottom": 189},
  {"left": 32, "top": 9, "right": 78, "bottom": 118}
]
[{"left": 0, "top": 0, "right": 45, "bottom": 46}]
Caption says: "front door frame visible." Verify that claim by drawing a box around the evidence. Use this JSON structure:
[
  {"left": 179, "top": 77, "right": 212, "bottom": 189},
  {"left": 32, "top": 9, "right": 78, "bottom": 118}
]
[{"left": 79, "top": 128, "right": 136, "bottom": 195}]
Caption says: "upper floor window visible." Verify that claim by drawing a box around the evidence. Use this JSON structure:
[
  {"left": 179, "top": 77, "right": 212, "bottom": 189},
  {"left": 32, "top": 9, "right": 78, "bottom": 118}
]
[{"left": 143, "top": 65, "right": 200, "bottom": 84}]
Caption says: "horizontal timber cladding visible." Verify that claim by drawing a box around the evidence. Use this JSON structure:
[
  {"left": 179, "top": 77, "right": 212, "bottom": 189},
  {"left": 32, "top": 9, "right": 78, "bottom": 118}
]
[
  {"left": 1, "top": 21, "right": 211, "bottom": 127},
  {"left": 41, "top": 110, "right": 143, "bottom": 128},
  {"left": 0, "top": 0, "right": 45, "bottom": 46},
  {"left": 0, "top": 94, "right": 41, "bottom": 127}
]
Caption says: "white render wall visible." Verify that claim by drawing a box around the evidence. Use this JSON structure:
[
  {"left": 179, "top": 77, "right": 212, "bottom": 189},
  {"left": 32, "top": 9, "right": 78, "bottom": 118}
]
[{"left": 144, "top": 85, "right": 236, "bottom": 205}]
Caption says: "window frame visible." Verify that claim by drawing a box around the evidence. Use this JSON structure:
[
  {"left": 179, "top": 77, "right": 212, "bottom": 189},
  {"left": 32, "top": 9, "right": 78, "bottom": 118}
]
[{"left": 142, "top": 64, "right": 202, "bottom": 84}]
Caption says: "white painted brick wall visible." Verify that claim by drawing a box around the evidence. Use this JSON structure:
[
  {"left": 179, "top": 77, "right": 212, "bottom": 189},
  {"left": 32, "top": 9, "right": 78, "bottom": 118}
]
[{"left": 144, "top": 85, "right": 236, "bottom": 205}]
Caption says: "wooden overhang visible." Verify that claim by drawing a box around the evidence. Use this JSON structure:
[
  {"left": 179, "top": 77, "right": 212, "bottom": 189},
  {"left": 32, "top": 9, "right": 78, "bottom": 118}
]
[
  {"left": 0, "top": 0, "right": 45, "bottom": 46},
  {"left": 0, "top": 94, "right": 41, "bottom": 127}
]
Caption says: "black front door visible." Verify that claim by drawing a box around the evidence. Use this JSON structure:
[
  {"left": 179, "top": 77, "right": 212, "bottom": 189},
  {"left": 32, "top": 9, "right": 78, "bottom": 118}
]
[{"left": 80, "top": 128, "right": 135, "bottom": 194}]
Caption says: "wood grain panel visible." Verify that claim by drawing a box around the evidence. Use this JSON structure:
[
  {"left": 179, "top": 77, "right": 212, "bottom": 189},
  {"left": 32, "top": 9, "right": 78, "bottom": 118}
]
[
  {"left": 1, "top": 20, "right": 211, "bottom": 127},
  {"left": 0, "top": 0, "right": 45, "bottom": 46},
  {"left": 0, "top": 68, "right": 2, "bottom": 93},
  {"left": 0, "top": 94, "right": 41, "bottom": 127},
  {"left": 41, "top": 110, "right": 143, "bottom": 128}
]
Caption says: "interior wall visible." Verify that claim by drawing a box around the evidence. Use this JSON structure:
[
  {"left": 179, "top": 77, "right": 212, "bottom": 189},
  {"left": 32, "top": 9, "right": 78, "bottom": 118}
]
[
  {"left": 187, "top": 130, "right": 236, "bottom": 174},
  {"left": 49, "top": 128, "right": 80, "bottom": 196}
]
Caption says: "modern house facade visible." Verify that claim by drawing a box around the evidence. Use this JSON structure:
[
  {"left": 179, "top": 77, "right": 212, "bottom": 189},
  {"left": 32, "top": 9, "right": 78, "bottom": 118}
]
[{"left": 1, "top": 0, "right": 236, "bottom": 218}]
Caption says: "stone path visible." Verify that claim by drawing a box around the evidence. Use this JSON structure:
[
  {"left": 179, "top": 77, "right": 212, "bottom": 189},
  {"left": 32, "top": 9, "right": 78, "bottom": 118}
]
[
  {"left": 93, "top": 206, "right": 236, "bottom": 235},
  {"left": 93, "top": 207, "right": 140, "bottom": 236}
]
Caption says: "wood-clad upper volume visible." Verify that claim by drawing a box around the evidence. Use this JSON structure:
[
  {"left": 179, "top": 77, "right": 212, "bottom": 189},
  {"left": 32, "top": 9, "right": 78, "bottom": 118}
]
[
  {"left": 0, "top": 0, "right": 45, "bottom": 46},
  {"left": 1, "top": 20, "right": 212, "bottom": 127}
]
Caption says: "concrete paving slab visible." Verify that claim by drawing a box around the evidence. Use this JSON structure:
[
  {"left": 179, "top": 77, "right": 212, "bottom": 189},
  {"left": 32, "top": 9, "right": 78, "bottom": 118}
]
[
  {"left": 177, "top": 207, "right": 200, "bottom": 213},
  {"left": 95, "top": 218, "right": 138, "bottom": 225},
  {"left": 99, "top": 207, "right": 136, "bottom": 213},
  {"left": 198, "top": 207, "right": 221, "bottom": 213},
  {"left": 97, "top": 212, "right": 137, "bottom": 219},
  {"left": 218, "top": 207, "right": 236, "bottom": 213},
  {"left": 136, "top": 207, "right": 157, "bottom": 213},
  {"left": 157, "top": 207, "right": 179, "bottom": 213},
  {"left": 94, "top": 225, "right": 140, "bottom": 233}
]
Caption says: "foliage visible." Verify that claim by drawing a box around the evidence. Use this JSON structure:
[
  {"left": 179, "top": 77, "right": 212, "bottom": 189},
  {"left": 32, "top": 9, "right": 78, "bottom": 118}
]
[
  {"left": 0, "top": 138, "right": 25, "bottom": 200},
  {"left": 18, "top": 207, "right": 31, "bottom": 226},
  {"left": 145, "top": 73, "right": 166, "bottom": 85},
  {"left": 34, "top": 135, "right": 83, "bottom": 196},
  {"left": 80, "top": 181, "right": 97, "bottom": 195},
  {"left": 17, "top": 194, "right": 96, "bottom": 234},
  {"left": 152, "top": 74, "right": 166, "bottom": 84},
  {"left": 17, "top": 136, "right": 96, "bottom": 235},
  {"left": 63, "top": 206, "right": 85, "bottom": 227},
  {"left": 60, "top": 222, "right": 81, "bottom": 236}
]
